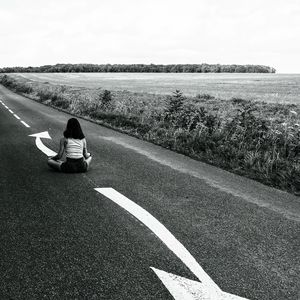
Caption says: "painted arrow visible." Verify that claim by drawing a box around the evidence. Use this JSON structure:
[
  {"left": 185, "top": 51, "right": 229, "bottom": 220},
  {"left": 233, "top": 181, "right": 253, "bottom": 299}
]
[
  {"left": 29, "top": 131, "right": 57, "bottom": 157},
  {"left": 95, "top": 188, "right": 249, "bottom": 300},
  {"left": 151, "top": 268, "right": 248, "bottom": 300}
]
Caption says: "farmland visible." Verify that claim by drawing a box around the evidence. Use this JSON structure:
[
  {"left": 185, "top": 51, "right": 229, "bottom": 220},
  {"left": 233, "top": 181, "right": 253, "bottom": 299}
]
[
  {"left": 12, "top": 72, "right": 300, "bottom": 104},
  {"left": 1, "top": 73, "right": 300, "bottom": 195}
]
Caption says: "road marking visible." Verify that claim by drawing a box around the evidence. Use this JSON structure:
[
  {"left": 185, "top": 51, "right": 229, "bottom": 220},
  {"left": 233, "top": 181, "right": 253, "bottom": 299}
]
[
  {"left": 21, "top": 120, "right": 30, "bottom": 128},
  {"left": 29, "top": 131, "right": 57, "bottom": 157},
  {"left": 95, "top": 188, "right": 249, "bottom": 299},
  {"left": 152, "top": 268, "right": 248, "bottom": 300},
  {"left": 95, "top": 188, "right": 219, "bottom": 289},
  {"left": 0, "top": 101, "right": 32, "bottom": 129}
]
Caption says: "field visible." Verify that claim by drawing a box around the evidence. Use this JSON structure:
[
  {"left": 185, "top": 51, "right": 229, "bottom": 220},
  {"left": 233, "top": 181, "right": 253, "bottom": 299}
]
[
  {"left": 1, "top": 73, "right": 300, "bottom": 195},
  {"left": 12, "top": 72, "right": 300, "bottom": 104}
]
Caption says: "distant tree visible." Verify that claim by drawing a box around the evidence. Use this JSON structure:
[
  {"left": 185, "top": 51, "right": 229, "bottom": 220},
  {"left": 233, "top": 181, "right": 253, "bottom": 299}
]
[
  {"left": 235, "top": 65, "right": 247, "bottom": 73},
  {"left": 0, "top": 63, "right": 276, "bottom": 73}
]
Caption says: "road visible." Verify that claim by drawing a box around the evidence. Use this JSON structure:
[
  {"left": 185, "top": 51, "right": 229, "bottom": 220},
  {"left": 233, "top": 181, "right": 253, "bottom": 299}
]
[{"left": 0, "top": 84, "right": 299, "bottom": 300}]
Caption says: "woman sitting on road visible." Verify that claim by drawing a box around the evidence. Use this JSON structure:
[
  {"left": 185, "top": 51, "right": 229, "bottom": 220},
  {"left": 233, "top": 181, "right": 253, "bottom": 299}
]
[{"left": 47, "top": 118, "right": 92, "bottom": 173}]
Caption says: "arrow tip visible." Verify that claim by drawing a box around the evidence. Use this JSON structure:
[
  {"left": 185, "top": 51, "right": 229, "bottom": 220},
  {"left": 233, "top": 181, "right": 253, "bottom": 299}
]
[
  {"left": 29, "top": 131, "right": 52, "bottom": 139},
  {"left": 151, "top": 267, "right": 249, "bottom": 300}
]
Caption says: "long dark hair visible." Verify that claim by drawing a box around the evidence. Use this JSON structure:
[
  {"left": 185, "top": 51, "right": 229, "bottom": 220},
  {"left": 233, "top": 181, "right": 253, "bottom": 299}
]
[{"left": 63, "top": 118, "right": 85, "bottom": 139}]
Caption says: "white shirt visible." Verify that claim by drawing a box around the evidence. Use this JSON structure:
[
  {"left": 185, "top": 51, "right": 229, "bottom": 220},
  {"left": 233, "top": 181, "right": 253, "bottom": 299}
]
[{"left": 65, "top": 138, "right": 86, "bottom": 159}]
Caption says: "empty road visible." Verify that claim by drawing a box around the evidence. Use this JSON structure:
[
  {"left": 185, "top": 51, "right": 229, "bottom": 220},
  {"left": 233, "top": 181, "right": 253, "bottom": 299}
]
[{"left": 0, "top": 84, "right": 299, "bottom": 300}]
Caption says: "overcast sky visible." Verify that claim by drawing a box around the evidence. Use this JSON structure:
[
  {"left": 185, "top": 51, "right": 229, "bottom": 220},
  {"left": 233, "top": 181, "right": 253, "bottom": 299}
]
[{"left": 0, "top": 0, "right": 299, "bottom": 73}]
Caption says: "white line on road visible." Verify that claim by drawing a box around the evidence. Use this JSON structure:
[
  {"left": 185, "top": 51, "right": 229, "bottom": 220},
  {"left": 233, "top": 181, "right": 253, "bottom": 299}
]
[
  {"left": 95, "top": 188, "right": 220, "bottom": 291},
  {"left": 1, "top": 101, "right": 31, "bottom": 128},
  {"left": 95, "top": 188, "right": 250, "bottom": 299},
  {"left": 21, "top": 120, "right": 30, "bottom": 128}
]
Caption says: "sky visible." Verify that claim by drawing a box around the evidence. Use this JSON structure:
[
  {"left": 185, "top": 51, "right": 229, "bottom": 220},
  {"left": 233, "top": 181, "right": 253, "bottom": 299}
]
[{"left": 0, "top": 0, "right": 299, "bottom": 73}]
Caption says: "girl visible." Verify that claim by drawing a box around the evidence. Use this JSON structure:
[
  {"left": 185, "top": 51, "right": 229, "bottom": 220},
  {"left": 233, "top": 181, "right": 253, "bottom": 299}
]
[{"left": 48, "top": 118, "right": 92, "bottom": 173}]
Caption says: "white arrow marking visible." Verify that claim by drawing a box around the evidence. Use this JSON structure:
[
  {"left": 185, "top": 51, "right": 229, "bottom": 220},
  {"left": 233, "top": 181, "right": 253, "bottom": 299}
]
[
  {"left": 29, "top": 131, "right": 57, "bottom": 157},
  {"left": 151, "top": 268, "right": 248, "bottom": 300},
  {"left": 95, "top": 188, "right": 219, "bottom": 291},
  {"left": 95, "top": 188, "right": 250, "bottom": 299}
]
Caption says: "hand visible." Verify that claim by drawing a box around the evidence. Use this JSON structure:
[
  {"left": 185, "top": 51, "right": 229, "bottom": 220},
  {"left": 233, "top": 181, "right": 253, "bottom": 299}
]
[{"left": 49, "top": 155, "right": 59, "bottom": 161}]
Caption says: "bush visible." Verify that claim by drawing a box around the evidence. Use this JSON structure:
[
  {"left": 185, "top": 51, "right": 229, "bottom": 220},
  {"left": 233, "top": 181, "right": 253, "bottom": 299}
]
[
  {"left": 51, "top": 96, "right": 70, "bottom": 109},
  {"left": 13, "top": 83, "right": 33, "bottom": 94},
  {"left": 0, "top": 75, "right": 33, "bottom": 93},
  {"left": 196, "top": 93, "right": 215, "bottom": 100},
  {"left": 101, "top": 90, "right": 112, "bottom": 107},
  {"left": 165, "top": 90, "right": 184, "bottom": 114},
  {"left": 37, "top": 90, "right": 54, "bottom": 101}
]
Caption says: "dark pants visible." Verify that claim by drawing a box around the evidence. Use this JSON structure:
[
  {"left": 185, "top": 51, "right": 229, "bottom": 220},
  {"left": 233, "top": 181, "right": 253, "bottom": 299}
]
[{"left": 60, "top": 157, "right": 88, "bottom": 173}]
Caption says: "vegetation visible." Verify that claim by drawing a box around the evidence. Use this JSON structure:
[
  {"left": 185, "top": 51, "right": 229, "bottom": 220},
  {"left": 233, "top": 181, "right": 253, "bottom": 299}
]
[
  {"left": 1, "top": 74, "right": 299, "bottom": 195},
  {"left": 0, "top": 63, "right": 276, "bottom": 73}
]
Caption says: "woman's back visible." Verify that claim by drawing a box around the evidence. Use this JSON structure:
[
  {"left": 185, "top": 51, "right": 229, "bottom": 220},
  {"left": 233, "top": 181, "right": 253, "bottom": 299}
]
[{"left": 65, "top": 138, "right": 85, "bottom": 159}]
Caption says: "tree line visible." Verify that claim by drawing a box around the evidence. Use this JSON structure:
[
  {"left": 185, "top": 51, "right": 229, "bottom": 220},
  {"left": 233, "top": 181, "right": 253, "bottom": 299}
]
[{"left": 0, "top": 63, "right": 276, "bottom": 73}]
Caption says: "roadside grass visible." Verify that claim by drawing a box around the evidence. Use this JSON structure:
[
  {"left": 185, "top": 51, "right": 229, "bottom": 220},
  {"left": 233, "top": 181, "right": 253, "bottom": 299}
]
[{"left": 1, "top": 74, "right": 299, "bottom": 195}]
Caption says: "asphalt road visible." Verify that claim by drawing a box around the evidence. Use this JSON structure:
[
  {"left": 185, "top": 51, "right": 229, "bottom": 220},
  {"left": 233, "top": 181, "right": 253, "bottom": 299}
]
[{"left": 0, "top": 84, "right": 299, "bottom": 300}]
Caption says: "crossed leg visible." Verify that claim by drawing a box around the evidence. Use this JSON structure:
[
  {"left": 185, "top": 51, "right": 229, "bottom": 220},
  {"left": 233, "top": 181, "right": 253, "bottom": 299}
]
[
  {"left": 47, "top": 158, "right": 63, "bottom": 171},
  {"left": 48, "top": 156, "right": 92, "bottom": 172}
]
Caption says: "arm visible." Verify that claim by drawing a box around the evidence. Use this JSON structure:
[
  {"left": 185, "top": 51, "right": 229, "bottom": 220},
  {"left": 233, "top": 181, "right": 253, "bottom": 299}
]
[
  {"left": 51, "top": 137, "right": 66, "bottom": 160},
  {"left": 83, "top": 138, "right": 91, "bottom": 159}
]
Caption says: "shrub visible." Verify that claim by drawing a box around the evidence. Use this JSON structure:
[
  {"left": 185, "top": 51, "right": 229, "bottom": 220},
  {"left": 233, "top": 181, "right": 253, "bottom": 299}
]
[
  {"left": 51, "top": 96, "right": 70, "bottom": 109},
  {"left": 165, "top": 90, "right": 184, "bottom": 114},
  {"left": 15, "top": 84, "right": 33, "bottom": 94},
  {"left": 0, "top": 75, "right": 33, "bottom": 94},
  {"left": 231, "top": 97, "right": 250, "bottom": 105},
  {"left": 101, "top": 90, "right": 112, "bottom": 107},
  {"left": 196, "top": 93, "right": 215, "bottom": 100},
  {"left": 37, "top": 90, "right": 54, "bottom": 101}
]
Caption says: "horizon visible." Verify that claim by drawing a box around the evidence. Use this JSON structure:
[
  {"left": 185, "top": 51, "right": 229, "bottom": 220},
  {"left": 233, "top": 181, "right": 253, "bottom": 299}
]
[
  {"left": 1, "top": 63, "right": 297, "bottom": 74},
  {"left": 1, "top": 0, "right": 300, "bottom": 73}
]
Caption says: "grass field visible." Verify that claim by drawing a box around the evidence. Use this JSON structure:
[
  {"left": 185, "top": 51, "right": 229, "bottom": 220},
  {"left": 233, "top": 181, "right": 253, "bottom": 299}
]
[
  {"left": 12, "top": 72, "right": 300, "bottom": 104},
  {"left": 1, "top": 73, "right": 300, "bottom": 195}
]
